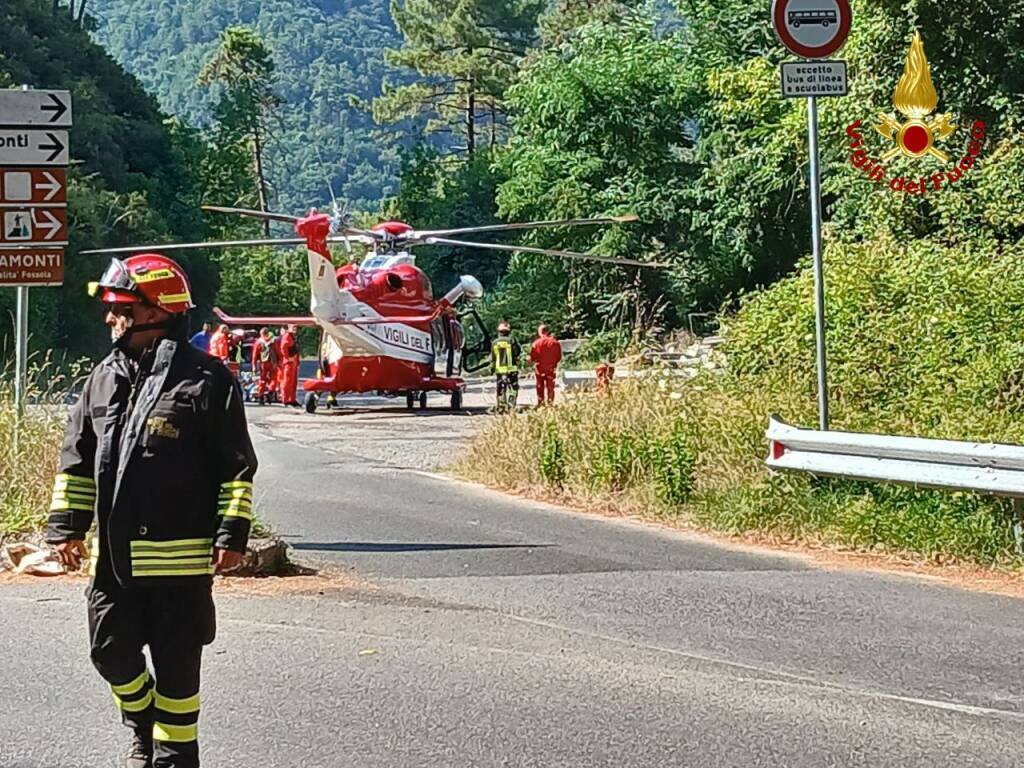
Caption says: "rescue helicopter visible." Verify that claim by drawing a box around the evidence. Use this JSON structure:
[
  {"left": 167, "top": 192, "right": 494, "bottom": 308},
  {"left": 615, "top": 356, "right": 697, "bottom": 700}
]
[{"left": 85, "top": 203, "right": 668, "bottom": 413}]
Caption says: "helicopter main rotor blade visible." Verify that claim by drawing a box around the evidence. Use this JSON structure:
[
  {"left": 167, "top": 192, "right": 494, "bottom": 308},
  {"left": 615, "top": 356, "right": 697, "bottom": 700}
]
[
  {"left": 412, "top": 214, "right": 638, "bottom": 240},
  {"left": 214, "top": 308, "right": 320, "bottom": 327},
  {"left": 203, "top": 204, "right": 380, "bottom": 240},
  {"left": 201, "top": 205, "right": 300, "bottom": 224},
  {"left": 81, "top": 235, "right": 375, "bottom": 256},
  {"left": 421, "top": 237, "right": 673, "bottom": 269},
  {"left": 82, "top": 238, "right": 310, "bottom": 255}
]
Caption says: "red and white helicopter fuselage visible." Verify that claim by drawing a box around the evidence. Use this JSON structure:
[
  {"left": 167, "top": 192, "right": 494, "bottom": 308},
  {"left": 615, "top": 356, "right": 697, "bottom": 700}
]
[
  {"left": 87, "top": 202, "right": 652, "bottom": 412},
  {"left": 216, "top": 213, "right": 484, "bottom": 407}
]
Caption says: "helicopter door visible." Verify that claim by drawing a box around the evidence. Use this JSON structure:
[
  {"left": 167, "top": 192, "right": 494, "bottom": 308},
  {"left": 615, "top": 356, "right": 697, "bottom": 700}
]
[
  {"left": 430, "top": 316, "right": 447, "bottom": 375},
  {"left": 448, "top": 317, "right": 464, "bottom": 376},
  {"left": 458, "top": 307, "right": 492, "bottom": 374},
  {"left": 430, "top": 315, "right": 465, "bottom": 376},
  {"left": 319, "top": 328, "right": 343, "bottom": 376}
]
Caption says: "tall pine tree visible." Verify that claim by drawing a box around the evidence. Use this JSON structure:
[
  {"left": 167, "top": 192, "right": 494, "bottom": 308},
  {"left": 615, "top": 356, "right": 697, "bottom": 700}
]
[
  {"left": 371, "top": 0, "right": 544, "bottom": 155},
  {"left": 198, "top": 26, "right": 281, "bottom": 234}
]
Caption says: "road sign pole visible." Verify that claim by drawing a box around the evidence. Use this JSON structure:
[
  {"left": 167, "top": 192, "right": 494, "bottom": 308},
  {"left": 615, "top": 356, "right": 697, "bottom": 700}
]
[
  {"left": 807, "top": 95, "right": 829, "bottom": 430},
  {"left": 14, "top": 284, "right": 29, "bottom": 418},
  {"left": 772, "top": 0, "right": 851, "bottom": 431}
]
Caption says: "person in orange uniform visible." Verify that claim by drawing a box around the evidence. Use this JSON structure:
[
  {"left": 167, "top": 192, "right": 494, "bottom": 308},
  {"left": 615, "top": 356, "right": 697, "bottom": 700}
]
[
  {"left": 208, "top": 324, "right": 229, "bottom": 364},
  {"left": 251, "top": 328, "right": 278, "bottom": 405},
  {"left": 529, "top": 324, "right": 563, "bottom": 406},
  {"left": 278, "top": 324, "right": 300, "bottom": 407}
]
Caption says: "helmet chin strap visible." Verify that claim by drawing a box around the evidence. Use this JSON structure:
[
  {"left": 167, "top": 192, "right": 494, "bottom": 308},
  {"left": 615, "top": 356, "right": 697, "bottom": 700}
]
[{"left": 112, "top": 316, "right": 179, "bottom": 352}]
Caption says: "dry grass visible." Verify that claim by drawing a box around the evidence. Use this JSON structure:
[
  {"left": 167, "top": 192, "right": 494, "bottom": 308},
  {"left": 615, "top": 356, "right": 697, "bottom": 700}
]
[
  {"left": 457, "top": 372, "right": 1023, "bottom": 567},
  {"left": 0, "top": 355, "right": 85, "bottom": 540}
]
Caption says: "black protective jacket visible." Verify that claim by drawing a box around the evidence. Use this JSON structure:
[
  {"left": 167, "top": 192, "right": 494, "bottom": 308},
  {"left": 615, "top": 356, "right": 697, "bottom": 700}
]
[{"left": 46, "top": 338, "right": 258, "bottom": 588}]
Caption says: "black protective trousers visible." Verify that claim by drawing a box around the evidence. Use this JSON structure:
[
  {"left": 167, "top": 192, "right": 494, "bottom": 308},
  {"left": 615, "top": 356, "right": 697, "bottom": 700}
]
[{"left": 87, "top": 569, "right": 216, "bottom": 768}]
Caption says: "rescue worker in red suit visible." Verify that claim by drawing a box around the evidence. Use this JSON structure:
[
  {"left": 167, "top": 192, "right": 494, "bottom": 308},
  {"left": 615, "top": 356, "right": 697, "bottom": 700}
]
[
  {"left": 251, "top": 327, "right": 278, "bottom": 405},
  {"left": 273, "top": 327, "right": 285, "bottom": 399},
  {"left": 208, "top": 324, "right": 229, "bottom": 364},
  {"left": 529, "top": 324, "right": 563, "bottom": 406},
  {"left": 278, "top": 324, "right": 300, "bottom": 407},
  {"left": 47, "top": 254, "right": 257, "bottom": 768}
]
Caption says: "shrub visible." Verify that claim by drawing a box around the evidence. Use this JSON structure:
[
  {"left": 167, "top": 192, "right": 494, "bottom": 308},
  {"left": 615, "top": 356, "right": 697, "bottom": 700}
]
[
  {"left": 539, "top": 422, "right": 566, "bottom": 487},
  {"left": 458, "top": 234, "right": 1024, "bottom": 566}
]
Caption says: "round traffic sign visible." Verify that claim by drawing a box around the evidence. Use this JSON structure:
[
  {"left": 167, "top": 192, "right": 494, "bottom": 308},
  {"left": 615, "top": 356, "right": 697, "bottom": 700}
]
[{"left": 772, "top": 0, "right": 852, "bottom": 59}]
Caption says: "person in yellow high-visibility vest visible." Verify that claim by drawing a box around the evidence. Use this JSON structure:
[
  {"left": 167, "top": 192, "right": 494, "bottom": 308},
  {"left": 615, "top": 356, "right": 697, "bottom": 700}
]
[{"left": 491, "top": 321, "right": 522, "bottom": 412}]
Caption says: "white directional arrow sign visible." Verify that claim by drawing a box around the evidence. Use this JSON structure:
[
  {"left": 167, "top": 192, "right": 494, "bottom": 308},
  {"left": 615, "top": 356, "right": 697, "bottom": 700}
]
[
  {"left": 0, "top": 168, "right": 67, "bottom": 205},
  {"left": 0, "top": 207, "right": 68, "bottom": 246},
  {"left": 36, "top": 171, "right": 62, "bottom": 201},
  {"left": 0, "top": 91, "right": 73, "bottom": 127},
  {"left": 35, "top": 209, "right": 62, "bottom": 240},
  {"left": 0, "top": 130, "right": 68, "bottom": 166}
]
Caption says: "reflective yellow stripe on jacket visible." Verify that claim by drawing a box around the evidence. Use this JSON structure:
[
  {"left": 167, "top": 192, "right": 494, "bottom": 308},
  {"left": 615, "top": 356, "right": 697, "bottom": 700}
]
[
  {"left": 50, "top": 473, "right": 96, "bottom": 512},
  {"left": 130, "top": 538, "right": 215, "bottom": 577},
  {"left": 218, "top": 480, "right": 253, "bottom": 521},
  {"left": 492, "top": 340, "right": 515, "bottom": 374}
]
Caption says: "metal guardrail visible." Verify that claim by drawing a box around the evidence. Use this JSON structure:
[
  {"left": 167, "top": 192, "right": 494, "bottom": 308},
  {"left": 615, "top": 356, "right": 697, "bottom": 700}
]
[{"left": 765, "top": 415, "right": 1024, "bottom": 551}]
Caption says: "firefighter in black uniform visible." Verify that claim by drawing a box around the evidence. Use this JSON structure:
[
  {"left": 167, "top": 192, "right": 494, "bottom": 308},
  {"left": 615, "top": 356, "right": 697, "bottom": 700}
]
[{"left": 47, "top": 253, "right": 258, "bottom": 768}]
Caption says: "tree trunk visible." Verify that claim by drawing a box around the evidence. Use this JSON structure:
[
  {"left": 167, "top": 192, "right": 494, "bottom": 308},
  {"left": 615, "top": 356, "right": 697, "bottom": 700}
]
[
  {"left": 52, "top": 0, "right": 60, "bottom": 17},
  {"left": 251, "top": 120, "right": 271, "bottom": 238},
  {"left": 466, "top": 89, "right": 476, "bottom": 156},
  {"left": 76, "top": 0, "right": 88, "bottom": 25},
  {"left": 489, "top": 102, "right": 497, "bottom": 149}
]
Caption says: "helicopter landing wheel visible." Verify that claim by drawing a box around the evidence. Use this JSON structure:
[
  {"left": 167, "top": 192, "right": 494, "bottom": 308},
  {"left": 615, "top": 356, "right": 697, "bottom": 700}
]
[
  {"left": 406, "top": 392, "right": 416, "bottom": 410},
  {"left": 450, "top": 388, "right": 463, "bottom": 410},
  {"left": 304, "top": 392, "right": 318, "bottom": 414},
  {"left": 419, "top": 391, "right": 428, "bottom": 409}
]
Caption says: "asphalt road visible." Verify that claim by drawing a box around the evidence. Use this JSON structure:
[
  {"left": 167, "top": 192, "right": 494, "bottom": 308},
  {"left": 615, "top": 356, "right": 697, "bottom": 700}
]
[{"left": 2, "top": 403, "right": 1024, "bottom": 767}]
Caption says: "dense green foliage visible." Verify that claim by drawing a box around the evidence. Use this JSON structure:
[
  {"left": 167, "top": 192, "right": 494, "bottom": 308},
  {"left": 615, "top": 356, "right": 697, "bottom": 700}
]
[
  {"left": 386, "top": 146, "right": 508, "bottom": 292},
  {"left": 89, "top": 0, "right": 405, "bottom": 212},
  {"left": 0, "top": 0, "right": 214, "bottom": 357},
  {"left": 460, "top": 0, "right": 1024, "bottom": 565},
  {"left": 495, "top": 16, "right": 693, "bottom": 335}
]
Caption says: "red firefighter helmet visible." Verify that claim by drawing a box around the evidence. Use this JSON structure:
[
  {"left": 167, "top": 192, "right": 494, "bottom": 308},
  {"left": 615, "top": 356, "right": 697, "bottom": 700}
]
[{"left": 88, "top": 254, "right": 194, "bottom": 314}]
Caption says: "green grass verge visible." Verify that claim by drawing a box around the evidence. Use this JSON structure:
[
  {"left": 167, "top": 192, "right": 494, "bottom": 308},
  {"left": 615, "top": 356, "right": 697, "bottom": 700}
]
[{"left": 456, "top": 235, "right": 1024, "bottom": 567}]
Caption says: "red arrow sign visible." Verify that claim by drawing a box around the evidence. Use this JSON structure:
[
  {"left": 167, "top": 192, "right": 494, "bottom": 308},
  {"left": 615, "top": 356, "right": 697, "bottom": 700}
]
[
  {"left": 0, "top": 167, "right": 66, "bottom": 205},
  {"left": 0, "top": 207, "right": 68, "bottom": 246}
]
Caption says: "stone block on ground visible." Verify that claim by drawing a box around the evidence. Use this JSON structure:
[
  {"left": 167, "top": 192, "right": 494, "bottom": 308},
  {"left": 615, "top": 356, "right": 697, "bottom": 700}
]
[{"left": 232, "top": 537, "right": 291, "bottom": 577}]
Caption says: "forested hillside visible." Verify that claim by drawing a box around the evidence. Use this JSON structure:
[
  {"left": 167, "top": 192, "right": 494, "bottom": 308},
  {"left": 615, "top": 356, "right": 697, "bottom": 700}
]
[
  {"left": 0, "top": 0, "right": 213, "bottom": 355},
  {"left": 89, "top": 0, "right": 404, "bottom": 212}
]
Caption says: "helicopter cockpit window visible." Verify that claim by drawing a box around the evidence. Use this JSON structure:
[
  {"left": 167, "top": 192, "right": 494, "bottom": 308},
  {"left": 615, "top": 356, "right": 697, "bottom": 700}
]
[
  {"left": 361, "top": 255, "right": 389, "bottom": 271},
  {"left": 421, "top": 274, "right": 433, "bottom": 300}
]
